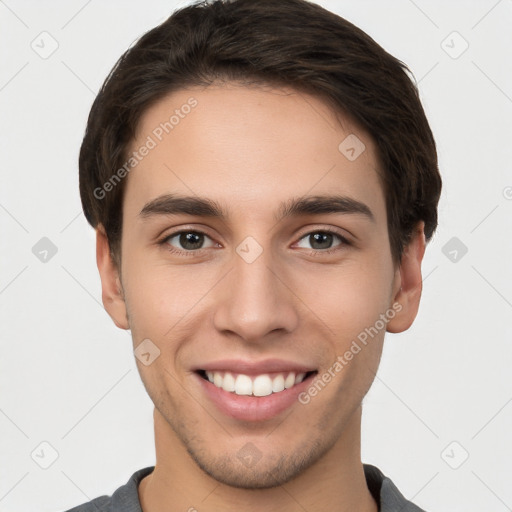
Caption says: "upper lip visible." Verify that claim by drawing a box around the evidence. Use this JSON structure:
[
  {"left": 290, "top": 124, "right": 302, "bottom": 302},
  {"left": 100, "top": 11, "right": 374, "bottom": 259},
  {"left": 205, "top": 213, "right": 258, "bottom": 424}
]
[{"left": 195, "top": 358, "right": 316, "bottom": 376}]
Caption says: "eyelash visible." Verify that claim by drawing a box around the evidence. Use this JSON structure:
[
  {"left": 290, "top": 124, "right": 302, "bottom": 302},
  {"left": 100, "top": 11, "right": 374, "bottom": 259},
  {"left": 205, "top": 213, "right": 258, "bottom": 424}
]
[{"left": 157, "top": 227, "right": 351, "bottom": 257}]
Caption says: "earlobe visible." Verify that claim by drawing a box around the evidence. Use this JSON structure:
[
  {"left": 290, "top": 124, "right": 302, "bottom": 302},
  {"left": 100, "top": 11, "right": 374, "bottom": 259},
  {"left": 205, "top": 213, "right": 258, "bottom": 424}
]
[
  {"left": 96, "top": 225, "right": 130, "bottom": 330},
  {"left": 386, "top": 221, "right": 426, "bottom": 334}
]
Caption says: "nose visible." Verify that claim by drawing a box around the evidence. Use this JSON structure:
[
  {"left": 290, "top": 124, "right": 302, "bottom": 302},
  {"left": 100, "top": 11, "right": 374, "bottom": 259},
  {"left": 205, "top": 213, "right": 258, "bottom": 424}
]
[{"left": 212, "top": 242, "right": 299, "bottom": 344}]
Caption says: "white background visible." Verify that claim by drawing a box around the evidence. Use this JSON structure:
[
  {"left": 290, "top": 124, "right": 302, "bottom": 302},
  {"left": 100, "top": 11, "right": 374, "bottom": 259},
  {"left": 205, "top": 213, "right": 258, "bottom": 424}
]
[{"left": 1, "top": 1, "right": 511, "bottom": 511}]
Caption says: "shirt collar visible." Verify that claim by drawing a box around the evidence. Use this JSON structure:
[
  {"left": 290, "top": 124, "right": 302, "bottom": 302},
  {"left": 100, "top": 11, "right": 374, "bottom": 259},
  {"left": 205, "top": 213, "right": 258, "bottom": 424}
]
[{"left": 108, "top": 464, "right": 425, "bottom": 512}]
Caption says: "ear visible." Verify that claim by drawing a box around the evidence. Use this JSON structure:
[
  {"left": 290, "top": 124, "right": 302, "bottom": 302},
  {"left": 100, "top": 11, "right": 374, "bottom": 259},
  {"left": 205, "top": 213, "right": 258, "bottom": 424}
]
[
  {"left": 96, "top": 225, "right": 130, "bottom": 330},
  {"left": 386, "top": 221, "right": 426, "bottom": 333}
]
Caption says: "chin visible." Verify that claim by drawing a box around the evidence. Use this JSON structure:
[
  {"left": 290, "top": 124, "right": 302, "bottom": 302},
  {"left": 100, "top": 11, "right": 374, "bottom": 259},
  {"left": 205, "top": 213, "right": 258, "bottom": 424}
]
[
  {"left": 191, "top": 454, "right": 303, "bottom": 489},
  {"left": 183, "top": 434, "right": 331, "bottom": 490}
]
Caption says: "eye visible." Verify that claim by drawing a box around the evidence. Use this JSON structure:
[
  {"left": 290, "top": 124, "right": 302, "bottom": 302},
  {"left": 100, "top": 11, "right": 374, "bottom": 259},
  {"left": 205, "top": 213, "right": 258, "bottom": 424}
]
[
  {"left": 158, "top": 227, "right": 351, "bottom": 257},
  {"left": 162, "top": 230, "right": 217, "bottom": 254},
  {"left": 295, "top": 229, "right": 349, "bottom": 253}
]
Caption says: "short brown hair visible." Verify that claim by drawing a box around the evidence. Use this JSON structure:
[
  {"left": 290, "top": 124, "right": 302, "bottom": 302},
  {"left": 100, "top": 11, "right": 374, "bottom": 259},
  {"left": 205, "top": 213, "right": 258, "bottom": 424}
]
[{"left": 79, "top": 0, "right": 442, "bottom": 267}]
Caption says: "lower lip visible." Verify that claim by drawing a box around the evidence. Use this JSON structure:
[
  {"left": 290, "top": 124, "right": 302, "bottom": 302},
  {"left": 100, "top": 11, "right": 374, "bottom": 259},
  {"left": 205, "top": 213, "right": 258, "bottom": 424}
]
[{"left": 196, "top": 372, "right": 316, "bottom": 422}]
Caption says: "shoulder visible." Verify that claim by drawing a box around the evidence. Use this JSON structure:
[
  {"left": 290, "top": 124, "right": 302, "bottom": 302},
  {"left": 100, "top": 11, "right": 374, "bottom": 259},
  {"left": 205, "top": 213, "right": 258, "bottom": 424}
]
[
  {"left": 61, "top": 466, "right": 155, "bottom": 512},
  {"left": 364, "top": 464, "right": 427, "bottom": 512},
  {"left": 63, "top": 495, "right": 111, "bottom": 512}
]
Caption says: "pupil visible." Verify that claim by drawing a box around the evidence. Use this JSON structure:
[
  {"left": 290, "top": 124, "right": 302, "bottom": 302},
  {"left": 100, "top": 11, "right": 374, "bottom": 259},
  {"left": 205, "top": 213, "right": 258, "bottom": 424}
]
[
  {"left": 177, "top": 232, "right": 333, "bottom": 251},
  {"left": 311, "top": 232, "right": 332, "bottom": 250},
  {"left": 181, "top": 232, "right": 203, "bottom": 250}
]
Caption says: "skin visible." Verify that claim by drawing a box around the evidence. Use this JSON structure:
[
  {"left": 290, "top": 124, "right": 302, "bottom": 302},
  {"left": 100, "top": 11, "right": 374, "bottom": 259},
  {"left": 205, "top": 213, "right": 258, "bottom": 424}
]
[{"left": 96, "top": 82, "right": 425, "bottom": 512}]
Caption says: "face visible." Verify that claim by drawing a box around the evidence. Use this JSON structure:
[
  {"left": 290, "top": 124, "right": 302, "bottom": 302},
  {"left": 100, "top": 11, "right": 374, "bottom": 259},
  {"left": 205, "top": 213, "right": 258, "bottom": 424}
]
[{"left": 98, "top": 82, "right": 422, "bottom": 489}]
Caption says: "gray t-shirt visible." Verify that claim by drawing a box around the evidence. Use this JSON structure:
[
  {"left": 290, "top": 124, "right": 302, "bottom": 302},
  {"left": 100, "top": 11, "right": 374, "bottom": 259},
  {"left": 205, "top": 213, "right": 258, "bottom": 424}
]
[{"left": 63, "top": 464, "right": 426, "bottom": 511}]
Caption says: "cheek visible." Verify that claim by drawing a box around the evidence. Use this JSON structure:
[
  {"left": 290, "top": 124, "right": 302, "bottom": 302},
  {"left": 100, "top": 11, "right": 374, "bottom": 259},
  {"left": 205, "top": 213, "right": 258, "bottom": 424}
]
[
  {"left": 126, "top": 284, "right": 182, "bottom": 340},
  {"left": 295, "top": 256, "right": 394, "bottom": 338},
  {"left": 122, "top": 256, "right": 216, "bottom": 341}
]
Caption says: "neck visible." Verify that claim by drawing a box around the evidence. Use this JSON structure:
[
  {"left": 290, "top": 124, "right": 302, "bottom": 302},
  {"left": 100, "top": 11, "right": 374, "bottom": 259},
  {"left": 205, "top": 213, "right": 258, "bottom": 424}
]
[{"left": 139, "top": 407, "right": 378, "bottom": 512}]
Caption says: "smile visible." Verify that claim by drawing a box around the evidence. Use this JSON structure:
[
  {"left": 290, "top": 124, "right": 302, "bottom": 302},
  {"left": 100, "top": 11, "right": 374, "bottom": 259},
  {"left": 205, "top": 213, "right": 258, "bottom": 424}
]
[
  {"left": 194, "top": 361, "right": 318, "bottom": 422},
  {"left": 199, "top": 370, "right": 315, "bottom": 396}
]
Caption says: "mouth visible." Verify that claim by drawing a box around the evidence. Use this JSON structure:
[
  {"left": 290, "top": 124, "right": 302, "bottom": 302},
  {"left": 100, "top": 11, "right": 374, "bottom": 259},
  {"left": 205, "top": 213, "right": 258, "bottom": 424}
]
[
  {"left": 196, "top": 369, "right": 318, "bottom": 397},
  {"left": 193, "top": 362, "right": 318, "bottom": 422}
]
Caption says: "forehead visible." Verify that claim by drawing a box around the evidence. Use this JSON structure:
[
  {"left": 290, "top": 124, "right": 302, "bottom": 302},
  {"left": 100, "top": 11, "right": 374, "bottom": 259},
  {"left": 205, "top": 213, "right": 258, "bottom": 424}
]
[{"left": 124, "top": 83, "right": 386, "bottom": 226}]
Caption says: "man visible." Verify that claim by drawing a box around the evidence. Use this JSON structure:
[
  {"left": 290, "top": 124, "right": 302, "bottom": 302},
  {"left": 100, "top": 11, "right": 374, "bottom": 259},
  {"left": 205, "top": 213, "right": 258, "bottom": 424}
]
[{"left": 69, "top": 0, "right": 441, "bottom": 510}]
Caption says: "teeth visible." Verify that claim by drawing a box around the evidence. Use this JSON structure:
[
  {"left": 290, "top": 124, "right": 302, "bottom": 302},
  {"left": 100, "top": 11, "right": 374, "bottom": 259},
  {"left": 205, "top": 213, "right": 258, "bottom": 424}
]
[
  {"left": 205, "top": 370, "right": 308, "bottom": 396},
  {"left": 235, "top": 374, "right": 253, "bottom": 395},
  {"left": 284, "top": 372, "right": 295, "bottom": 389},
  {"left": 253, "top": 375, "right": 273, "bottom": 397},
  {"left": 222, "top": 372, "right": 236, "bottom": 392},
  {"left": 213, "top": 372, "right": 223, "bottom": 388},
  {"left": 272, "top": 374, "right": 285, "bottom": 393}
]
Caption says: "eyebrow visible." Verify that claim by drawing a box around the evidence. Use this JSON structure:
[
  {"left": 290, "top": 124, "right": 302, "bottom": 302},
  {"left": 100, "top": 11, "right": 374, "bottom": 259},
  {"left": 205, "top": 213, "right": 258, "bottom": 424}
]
[{"left": 139, "top": 193, "right": 375, "bottom": 224}]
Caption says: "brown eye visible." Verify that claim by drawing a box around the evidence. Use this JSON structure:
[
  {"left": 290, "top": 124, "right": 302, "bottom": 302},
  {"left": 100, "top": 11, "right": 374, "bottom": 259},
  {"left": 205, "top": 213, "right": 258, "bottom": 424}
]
[
  {"left": 296, "top": 230, "right": 347, "bottom": 252},
  {"left": 163, "top": 231, "right": 216, "bottom": 252}
]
